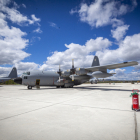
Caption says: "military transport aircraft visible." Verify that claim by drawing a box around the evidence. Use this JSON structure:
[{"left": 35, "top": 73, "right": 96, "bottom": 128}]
[
  {"left": 0, "top": 67, "right": 17, "bottom": 83},
  {"left": 14, "top": 56, "right": 138, "bottom": 89}
]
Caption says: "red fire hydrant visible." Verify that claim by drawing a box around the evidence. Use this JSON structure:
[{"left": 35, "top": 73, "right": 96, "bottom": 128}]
[{"left": 130, "top": 89, "right": 139, "bottom": 110}]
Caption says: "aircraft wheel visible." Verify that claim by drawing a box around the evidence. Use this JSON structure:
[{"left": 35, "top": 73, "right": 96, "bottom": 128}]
[
  {"left": 56, "top": 86, "right": 60, "bottom": 88},
  {"left": 28, "top": 86, "right": 32, "bottom": 89}
]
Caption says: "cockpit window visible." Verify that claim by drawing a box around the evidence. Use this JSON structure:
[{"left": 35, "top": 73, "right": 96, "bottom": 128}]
[
  {"left": 27, "top": 72, "right": 30, "bottom": 75},
  {"left": 23, "top": 71, "right": 30, "bottom": 75}
]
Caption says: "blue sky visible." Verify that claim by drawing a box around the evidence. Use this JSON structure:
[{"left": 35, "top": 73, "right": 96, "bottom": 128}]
[{"left": 0, "top": 0, "right": 140, "bottom": 80}]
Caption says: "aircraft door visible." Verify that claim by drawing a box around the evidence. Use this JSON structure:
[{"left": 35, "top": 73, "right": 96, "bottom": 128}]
[{"left": 36, "top": 79, "right": 40, "bottom": 86}]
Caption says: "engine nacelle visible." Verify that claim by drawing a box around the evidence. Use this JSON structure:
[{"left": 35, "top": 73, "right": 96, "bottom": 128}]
[
  {"left": 61, "top": 70, "right": 71, "bottom": 77},
  {"left": 75, "top": 68, "right": 88, "bottom": 75}
]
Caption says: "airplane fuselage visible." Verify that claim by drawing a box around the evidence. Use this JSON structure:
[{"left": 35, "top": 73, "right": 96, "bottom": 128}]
[{"left": 18, "top": 71, "right": 91, "bottom": 88}]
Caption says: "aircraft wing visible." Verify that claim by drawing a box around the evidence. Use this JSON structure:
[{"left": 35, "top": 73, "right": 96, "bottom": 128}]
[{"left": 85, "top": 61, "right": 138, "bottom": 72}]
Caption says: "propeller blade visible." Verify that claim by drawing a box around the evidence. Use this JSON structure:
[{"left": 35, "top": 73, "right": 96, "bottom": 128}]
[
  {"left": 72, "top": 75, "right": 74, "bottom": 81},
  {"left": 72, "top": 59, "right": 74, "bottom": 69},
  {"left": 59, "top": 76, "right": 60, "bottom": 82}
]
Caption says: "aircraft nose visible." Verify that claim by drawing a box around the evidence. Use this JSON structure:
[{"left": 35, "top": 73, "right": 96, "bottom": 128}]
[{"left": 14, "top": 77, "right": 22, "bottom": 84}]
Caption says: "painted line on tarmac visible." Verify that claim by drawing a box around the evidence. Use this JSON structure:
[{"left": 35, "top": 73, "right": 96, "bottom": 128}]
[
  {"left": 0, "top": 92, "right": 97, "bottom": 121},
  {"left": 134, "top": 112, "right": 138, "bottom": 140},
  {"left": 62, "top": 104, "right": 134, "bottom": 112}
]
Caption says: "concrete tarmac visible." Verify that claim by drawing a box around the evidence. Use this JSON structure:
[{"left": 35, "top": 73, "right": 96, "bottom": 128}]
[{"left": 0, "top": 83, "right": 140, "bottom": 140}]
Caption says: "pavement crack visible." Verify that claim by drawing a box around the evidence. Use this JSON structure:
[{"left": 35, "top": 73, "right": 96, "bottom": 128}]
[
  {"left": 62, "top": 104, "right": 134, "bottom": 112},
  {"left": 134, "top": 112, "right": 138, "bottom": 140},
  {"left": 0, "top": 94, "right": 92, "bottom": 121}
]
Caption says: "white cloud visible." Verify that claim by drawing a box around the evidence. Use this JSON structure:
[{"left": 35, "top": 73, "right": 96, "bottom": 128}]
[
  {"left": 96, "top": 33, "right": 140, "bottom": 65},
  {"left": 70, "top": 8, "right": 78, "bottom": 15},
  {"left": 33, "top": 27, "right": 42, "bottom": 33},
  {"left": 30, "top": 36, "right": 41, "bottom": 42},
  {"left": 49, "top": 22, "right": 59, "bottom": 29},
  {"left": 0, "top": 1, "right": 34, "bottom": 65},
  {"left": 39, "top": 37, "right": 111, "bottom": 71},
  {"left": 15, "top": 62, "right": 39, "bottom": 75},
  {"left": 22, "top": 4, "right": 26, "bottom": 8},
  {"left": 0, "top": 1, "right": 40, "bottom": 26},
  {"left": 70, "top": 0, "right": 137, "bottom": 28},
  {"left": 109, "top": 68, "right": 140, "bottom": 80},
  {"left": 0, "top": 14, "right": 30, "bottom": 65},
  {"left": 0, "top": 62, "right": 39, "bottom": 77},
  {"left": 0, "top": 67, "right": 12, "bottom": 77},
  {"left": 111, "top": 25, "right": 129, "bottom": 41}
]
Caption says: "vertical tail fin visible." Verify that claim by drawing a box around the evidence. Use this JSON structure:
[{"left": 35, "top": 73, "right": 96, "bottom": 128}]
[
  {"left": 8, "top": 67, "right": 17, "bottom": 78},
  {"left": 91, "top": 56, "right": 100, "bottom": 67}
]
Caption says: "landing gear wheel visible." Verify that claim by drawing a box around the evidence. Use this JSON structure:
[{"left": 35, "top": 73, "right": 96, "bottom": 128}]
[
  {"left": 56, "top": 86, "right": 60, "bottom": 88},
  {"left": 28, "top": 86, "right": 32, "bottom": 89}
]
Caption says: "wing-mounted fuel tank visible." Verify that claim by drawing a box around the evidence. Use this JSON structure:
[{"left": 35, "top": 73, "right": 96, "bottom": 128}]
[
  {"left": 69, "top": 75, "right": 92, "bottom": 80},
  {"left": 75, "top": 68, "right": 89, "bottom": 75},
  {"left": 92, "top": 71, "right": 114, "bottom": 78}
]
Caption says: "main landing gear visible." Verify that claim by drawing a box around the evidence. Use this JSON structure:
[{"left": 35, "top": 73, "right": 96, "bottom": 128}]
[{"left": 27, "top": 85, "right": 32, "bottom": 89}]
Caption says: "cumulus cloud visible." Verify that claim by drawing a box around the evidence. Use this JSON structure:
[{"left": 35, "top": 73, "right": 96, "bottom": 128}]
[
  {"left": 0, "top": 66, "right": 12, "bottom": 77},
  {"left": 0, "top": 62, "right": 39, "bottom": 77},
  {"left": 15, "top": 62, "right": 39, "bottom": 75},
  {"left": 111, "top": 25, "right": 129, "bottom": 41},
  {"left": 0, "top": 15, "right": 30, "bottom": 65},
  {"left": 96, "top": 33, "right": 140, "bottom": 65},
  {"left": 39, "top": 37, "right": 111, "bottom": 71},
  {"left": 109, "top": 68, "right": 140, "bottom": 80},
  {"left": 33, "top": 27, "right": 42, "bottom": 33},
  {"left": 0, "top": 0, "right": 40, "bottom": 26},
  {"left": 70, "top": 0, "right": 137, "bottom": 28},
  {"left": 0, "top": 0, "right": 41, "bottom": 73}
]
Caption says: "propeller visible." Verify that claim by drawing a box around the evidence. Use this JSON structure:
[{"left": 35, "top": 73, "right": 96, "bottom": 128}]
[
  {"left": 57, "top": 65, "right": 62, "bottom": 82},
  {"left": 70, "top": 59, "right": 76, "bottom": 81}
]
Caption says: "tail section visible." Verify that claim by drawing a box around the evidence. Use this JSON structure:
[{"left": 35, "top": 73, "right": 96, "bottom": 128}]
[
  {"left": 91, "top": 56, "right": 100, "bottom": 67},
  {"left": 8, "top": 67, "right": 17, "bottom": 78}
]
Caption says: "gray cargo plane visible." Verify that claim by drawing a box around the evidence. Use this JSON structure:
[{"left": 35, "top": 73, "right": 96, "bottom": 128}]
[
  {"left": 0, "top": 67, "right": 17, "bottom": 83},
  {"left": 14, "top": 56, "right": 138, "bottom": 89}
]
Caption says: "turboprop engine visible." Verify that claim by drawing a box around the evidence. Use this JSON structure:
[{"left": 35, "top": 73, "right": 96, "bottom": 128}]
[
  {"left": 92, "top": 71, "right": 114, "bottom": 78},
  {"left": 61, "top": 70, "right": 71, "bottom": 77}
]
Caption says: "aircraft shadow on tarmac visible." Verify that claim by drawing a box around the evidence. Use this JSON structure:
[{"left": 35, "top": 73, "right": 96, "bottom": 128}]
[
  {"left": 74, "top": 86, "right": 132, "bottom": 92},
  {"left": 19, "top": 86, "right": 132, "bottom": 92}
]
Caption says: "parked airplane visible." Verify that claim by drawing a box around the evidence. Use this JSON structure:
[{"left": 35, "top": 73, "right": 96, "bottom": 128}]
[
  {"left": 14, "top": 56, "right": 138, "bottom": 89},
  {"left": 0, "top": 67, "right": 17, "bottom": 83}
]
